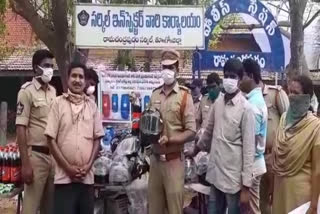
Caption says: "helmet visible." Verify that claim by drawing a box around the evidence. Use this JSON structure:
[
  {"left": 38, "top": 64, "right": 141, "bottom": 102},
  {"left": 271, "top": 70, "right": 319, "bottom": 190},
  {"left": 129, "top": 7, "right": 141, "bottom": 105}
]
[{"left": 140, "top": 107, "right": 163, "bottom": 146}]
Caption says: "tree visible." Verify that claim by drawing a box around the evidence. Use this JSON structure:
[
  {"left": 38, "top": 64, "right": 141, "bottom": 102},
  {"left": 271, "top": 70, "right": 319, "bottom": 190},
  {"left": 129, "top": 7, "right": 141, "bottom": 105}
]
[
  {"left": 6, "top": 0, "right": 82, "bottom": 91},
  {"left": 286, "top": 0, "right": 309, "bottom": 78}
]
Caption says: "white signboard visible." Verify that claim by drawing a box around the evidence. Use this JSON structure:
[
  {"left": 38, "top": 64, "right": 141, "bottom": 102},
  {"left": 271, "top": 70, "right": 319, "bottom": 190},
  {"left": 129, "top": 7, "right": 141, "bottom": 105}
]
[
  {"left": 99, "top": 71, "right": 163, "bottom": 122},
  {"left": 75, "top": 4, "right": 204, "bottom": 49}
]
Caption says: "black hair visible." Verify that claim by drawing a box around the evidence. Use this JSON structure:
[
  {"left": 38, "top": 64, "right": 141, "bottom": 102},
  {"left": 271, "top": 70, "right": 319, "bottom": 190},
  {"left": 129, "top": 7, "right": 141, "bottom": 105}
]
[
  {"left": 32, "top": 49, "right": 54, "bottom": 71},
  {"left": 242, "top": 58, "right": 262, "bottom": 84},
  {"left": 291, "top": 75, "right": 314, "bottom": 98},
  {"left": 207, "top": 72, "right": 221, "bottom": 85},
  {"left": 223, "top": 58, "right": 244, "bottom": 79},
  {"left": 86, "top": 68, "right": 99, "bottom": 84},
  {"left": 67, "top": 62, "right": 87, "bottom": 77}
]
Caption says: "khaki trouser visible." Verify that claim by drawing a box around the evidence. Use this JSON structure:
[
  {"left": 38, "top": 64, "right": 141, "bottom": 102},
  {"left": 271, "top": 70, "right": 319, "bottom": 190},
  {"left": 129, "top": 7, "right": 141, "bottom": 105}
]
[
  {"left": 23, "top": 150, "right": 54, "bottom": 214},
  {"left": 249, "top": 175, "right": 263, "bottom": 214},
  {"left": 148, "top": 155, "right": 185, "bottom": 214}
]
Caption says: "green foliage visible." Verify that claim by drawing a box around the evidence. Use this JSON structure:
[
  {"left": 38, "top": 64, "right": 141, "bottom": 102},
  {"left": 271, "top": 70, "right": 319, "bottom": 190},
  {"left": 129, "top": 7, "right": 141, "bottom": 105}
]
[{"left": 114, "top": 50, "right": 137, "bottom": 71}]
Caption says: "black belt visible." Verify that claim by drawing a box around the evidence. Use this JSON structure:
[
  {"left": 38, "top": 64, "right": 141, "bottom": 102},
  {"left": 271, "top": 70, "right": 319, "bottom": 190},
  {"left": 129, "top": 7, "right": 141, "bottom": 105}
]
[{"left": 31, "top": 146, "right": 50, "bottom": 155}]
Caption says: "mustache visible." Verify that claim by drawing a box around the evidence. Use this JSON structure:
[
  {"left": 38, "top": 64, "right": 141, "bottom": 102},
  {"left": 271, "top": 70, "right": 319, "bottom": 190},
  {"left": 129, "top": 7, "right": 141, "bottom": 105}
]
[{"left": 72, "top": 82, "right": 82, "bottom": 86}]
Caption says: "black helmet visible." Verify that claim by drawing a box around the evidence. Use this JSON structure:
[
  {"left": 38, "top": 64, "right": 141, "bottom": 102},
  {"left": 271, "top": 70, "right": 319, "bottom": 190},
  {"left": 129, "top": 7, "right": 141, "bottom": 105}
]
[{"left": 140, "top": 107, "right": 163, "bottom": 146}]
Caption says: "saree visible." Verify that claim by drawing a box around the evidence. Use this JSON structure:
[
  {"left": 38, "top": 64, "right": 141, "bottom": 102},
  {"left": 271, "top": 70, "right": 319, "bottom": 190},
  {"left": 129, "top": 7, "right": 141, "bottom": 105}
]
[{"left": 272, "top": 112, "right": 320, "bottom": 214}]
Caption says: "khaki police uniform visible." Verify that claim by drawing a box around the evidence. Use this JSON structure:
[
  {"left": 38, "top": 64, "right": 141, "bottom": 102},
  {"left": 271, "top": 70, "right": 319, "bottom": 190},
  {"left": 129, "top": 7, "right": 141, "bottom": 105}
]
[
  {"left": 148, "top": 83, "right": 196, "bottom": 214},
  {"left": 15, "top": 78, "right": 56, "bottom": 214},
  {"left": 198, "top": 94, "right": 215, "bottom": 129},
  {"left": 260, "top": 84, "right": 289, "bottom": 214}
]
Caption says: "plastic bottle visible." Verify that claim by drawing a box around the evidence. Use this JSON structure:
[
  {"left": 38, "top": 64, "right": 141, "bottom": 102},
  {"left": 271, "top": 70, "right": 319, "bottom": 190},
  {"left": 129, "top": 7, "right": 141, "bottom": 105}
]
[
  {"left": 143, "top": 95, "right": 150, "bottom": 111},
  {"left": 2, "top": 148, "right": 11, "bottom": 184},
  {"left": 0, "top": 147, "right": 3, "bottom": 183},
  {"left": 10, "top": 149, "right": 20, "bottom": 184}
]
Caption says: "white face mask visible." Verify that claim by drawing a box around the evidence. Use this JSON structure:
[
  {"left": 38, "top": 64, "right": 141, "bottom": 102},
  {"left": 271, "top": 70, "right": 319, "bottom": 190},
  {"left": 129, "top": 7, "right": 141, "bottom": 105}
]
[
  {"left": 86, "top": 85, "right": 95, "bottom": 95},
  {"left": 38, "top": 66, "right": 53, "bottom": 83},
  {"left": 223, "top": 78, "right": 238, "bottom": 94},
  {"left": 162, "top": 69, "right": 175, "bottom": 85}
]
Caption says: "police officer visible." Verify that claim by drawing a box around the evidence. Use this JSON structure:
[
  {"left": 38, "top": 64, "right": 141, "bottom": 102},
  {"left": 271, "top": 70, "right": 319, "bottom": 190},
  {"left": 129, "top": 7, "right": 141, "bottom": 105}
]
[
  {"left": 260, "top": 83, "right": 289, "bottom": 214},
  {"left": 16, "top": 49, "right": 56, "bottom": 214},
  {"left": 198, "top": 72, "right": 221, "bottom": 129},
  {"left": 148, "top": 49, "right": 196, "bottom": 214}
]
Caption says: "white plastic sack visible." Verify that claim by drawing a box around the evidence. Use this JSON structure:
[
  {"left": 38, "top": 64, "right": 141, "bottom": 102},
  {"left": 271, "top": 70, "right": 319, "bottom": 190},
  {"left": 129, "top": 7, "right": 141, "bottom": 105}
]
[
  {"left": 194, "top": 152, "right": 209, "bottom": 175},
  {"left": 125, "top": 173, "right": 149, "bottom": 214},
  {"left": 93, "top": 156, "right": 112, "bottom": 176},
  {"left": 113, "top": 136, "right": 138, "bottom": 157},
  {"left": 109, "top": 156, "right": 131, "bottom": 184},
  {"left": 185, "top": 158, "right": 197, "bottom": 184}
]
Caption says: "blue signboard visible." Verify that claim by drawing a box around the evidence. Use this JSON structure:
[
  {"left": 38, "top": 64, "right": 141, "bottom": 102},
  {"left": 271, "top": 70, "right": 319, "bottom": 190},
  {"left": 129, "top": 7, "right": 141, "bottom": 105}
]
[{"left": 194, "top": 0, "right": 285, "bottom": 73}]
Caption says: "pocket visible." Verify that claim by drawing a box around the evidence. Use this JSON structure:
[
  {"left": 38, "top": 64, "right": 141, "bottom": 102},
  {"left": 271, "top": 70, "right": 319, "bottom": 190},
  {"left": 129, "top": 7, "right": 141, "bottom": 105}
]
[
  {"left": 33, "top": 101, "right": 49, "bottom": 118},
  {"left": 223, "top": 118, "right": 241, "bottom": 142}
]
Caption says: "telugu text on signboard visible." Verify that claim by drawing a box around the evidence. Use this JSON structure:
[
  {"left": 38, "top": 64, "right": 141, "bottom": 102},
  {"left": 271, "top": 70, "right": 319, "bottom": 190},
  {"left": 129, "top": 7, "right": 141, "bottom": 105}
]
[{"left": 75, "top": 4, "right": 204, "bottom": 49}]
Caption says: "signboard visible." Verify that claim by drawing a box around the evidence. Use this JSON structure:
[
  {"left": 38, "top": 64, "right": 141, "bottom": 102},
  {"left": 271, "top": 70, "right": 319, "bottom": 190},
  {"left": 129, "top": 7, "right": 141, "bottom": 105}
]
[
  {"left": 196, "top": 51, "right": 272, "bottom": 70},
  {"left": 99, "top": 71, "right": 163, "bottom": 122},
  {"left": 194, "top": 0, "right": 285, "bottom": 72},
  {"left": 75, "top": 4, "right": 204, "bottom": 49}
]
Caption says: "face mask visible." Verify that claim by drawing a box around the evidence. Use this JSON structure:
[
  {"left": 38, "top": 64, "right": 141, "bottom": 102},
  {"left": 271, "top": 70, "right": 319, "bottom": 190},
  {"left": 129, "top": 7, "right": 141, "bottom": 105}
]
[
  {"left": 223, "top": 78, "right": 238, "bottom": 94},
  {"left": 86, "top": 86, "right": 95, "bottom": 95},
  {"left": 286, "top": 94, "right": 311, "bottom": 125},
  {"left": 162, "top": 69, "right": 175, "bottom": 85},
  {"left": 38, "top": 66, "right": 53, "bottom": 83},
  {"left": 208, "top": 88, "right": 220, "bottom": 101}
]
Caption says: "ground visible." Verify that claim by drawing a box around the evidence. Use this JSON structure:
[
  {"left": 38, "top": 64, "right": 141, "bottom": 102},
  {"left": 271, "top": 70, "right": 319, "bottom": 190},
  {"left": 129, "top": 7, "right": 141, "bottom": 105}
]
[{"left": 0, "top": 198, "right": 17, "bottom": 214}]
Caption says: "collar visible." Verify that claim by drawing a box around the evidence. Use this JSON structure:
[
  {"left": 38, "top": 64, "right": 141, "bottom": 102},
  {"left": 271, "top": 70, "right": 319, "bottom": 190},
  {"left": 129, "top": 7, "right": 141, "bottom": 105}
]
[
  {"left": 160, "top": 82, "right": 180, "bottom": 95},
  {"left": 32, "top": 78, "right": 52, "bottom": 91},
  {"left": 262, "top": 84, "right": 269, "bottom": 96},
  {"left": 63, "top": 91, "right": 90, "bottom": 101},
  {"left": 224, "top": 91, "right": 242, "bottom": 106},
  {"left": 246, "top": 87, "right": 262, "bottom": 100}
]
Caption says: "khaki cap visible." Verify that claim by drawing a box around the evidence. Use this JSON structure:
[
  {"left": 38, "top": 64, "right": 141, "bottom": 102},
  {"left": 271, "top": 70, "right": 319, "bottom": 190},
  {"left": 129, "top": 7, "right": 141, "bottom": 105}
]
[{"left": 161, "top": 49, "right": 180, "bottom": 65}]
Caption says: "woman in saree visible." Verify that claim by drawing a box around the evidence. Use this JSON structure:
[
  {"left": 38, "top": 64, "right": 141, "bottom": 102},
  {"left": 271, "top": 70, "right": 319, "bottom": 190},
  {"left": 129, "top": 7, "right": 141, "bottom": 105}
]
[{"left": 272, "top": 75, "right": 320, "bottom": 214}]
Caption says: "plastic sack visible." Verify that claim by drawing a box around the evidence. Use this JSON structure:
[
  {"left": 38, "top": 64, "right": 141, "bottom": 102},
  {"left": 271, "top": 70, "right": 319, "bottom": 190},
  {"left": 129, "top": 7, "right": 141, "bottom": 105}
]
[
  {"left": 113, "top": 136, "right": 138, "bottom": 157},
  {"left": 109, "top": 156, "right": 131, "bottom": 184},
  {"left": 93, "top": 156, "right": 112, "bottom": 176},
  {"left": 194, "top": 152, "right": 209, "bottom": 175},
  {"left": 125, "top": 173, "right": 148, "bottom": 214},
  {"left": 185, "top": 158, "right": 197, "bottom": 184}
]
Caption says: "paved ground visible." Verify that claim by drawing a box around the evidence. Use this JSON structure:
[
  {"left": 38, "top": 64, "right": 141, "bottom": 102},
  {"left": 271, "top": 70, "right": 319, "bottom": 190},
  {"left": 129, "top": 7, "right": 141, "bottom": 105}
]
[{"left": 0, "top": 198, "right": 17, "bottom": 214}]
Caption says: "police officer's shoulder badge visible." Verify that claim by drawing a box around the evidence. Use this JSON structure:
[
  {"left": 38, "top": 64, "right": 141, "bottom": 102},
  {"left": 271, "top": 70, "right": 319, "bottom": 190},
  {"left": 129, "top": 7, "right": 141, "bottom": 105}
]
[{"left": 16, "top": 102, "right": 24, "bottom": 115}]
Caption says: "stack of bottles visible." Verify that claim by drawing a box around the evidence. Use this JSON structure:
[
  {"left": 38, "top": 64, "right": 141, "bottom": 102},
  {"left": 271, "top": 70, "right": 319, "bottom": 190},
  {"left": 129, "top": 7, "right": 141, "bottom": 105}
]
[{"left": 0, "top": 144, "right": 21, "bottom": 185}]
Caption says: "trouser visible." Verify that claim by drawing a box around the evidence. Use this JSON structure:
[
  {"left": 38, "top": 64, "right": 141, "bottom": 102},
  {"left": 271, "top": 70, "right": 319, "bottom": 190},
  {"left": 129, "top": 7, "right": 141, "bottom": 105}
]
[
  {"left": 148, "top": 154, "right": 185, "bottom": 214},
  {"left": 249, "top": 175, "right": 263, "bottom": 214},
  {"left": 54, "top": 183, "right": 94, "bottom": 214},
  {"left": 260, "top": 154, "right": 272, "bottom": 214},
  {"left": 22, "top": 150, "right": 54, "bottom": 214},
  {"left": 208, "top": 185, "right": 241, "bottom": 214}
]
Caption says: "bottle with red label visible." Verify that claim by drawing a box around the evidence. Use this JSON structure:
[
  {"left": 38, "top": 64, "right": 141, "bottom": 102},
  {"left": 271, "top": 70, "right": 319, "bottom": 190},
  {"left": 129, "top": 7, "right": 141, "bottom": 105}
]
[
  {"left": 2, "top": 148, "right": 11, "bottom": 184},
  {"left": 10, "top": 148, "right": 21, "bottom": 184},
  {"left": 0, "top": 147, "right": 3, "bottom": 183}
]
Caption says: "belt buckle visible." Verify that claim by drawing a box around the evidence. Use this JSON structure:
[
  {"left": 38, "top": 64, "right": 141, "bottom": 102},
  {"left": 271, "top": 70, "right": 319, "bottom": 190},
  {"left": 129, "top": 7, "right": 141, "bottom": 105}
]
[{"left": 159, "top": 154, "right": 166, "bottom": 161}]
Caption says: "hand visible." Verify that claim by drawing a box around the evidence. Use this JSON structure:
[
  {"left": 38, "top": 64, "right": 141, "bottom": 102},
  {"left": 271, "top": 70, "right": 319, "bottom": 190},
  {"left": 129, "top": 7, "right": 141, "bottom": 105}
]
[
  {"left": 240, "top": 186, "right": 250, "bottom": 206},
  {"left": 79, "top": 164, "right": 91, "bottom": 177},
  {"left": 159, "top": 136, "right": 169, "bottom": 146},
  {"left": 306, "top": 206, "right": 317, "bottom": 214},
  {"left": 66, "top": 165, "right": 82, "bottom": 180},
  {"left": 21, "top": 162, "right": 34, "bottom": 185}
]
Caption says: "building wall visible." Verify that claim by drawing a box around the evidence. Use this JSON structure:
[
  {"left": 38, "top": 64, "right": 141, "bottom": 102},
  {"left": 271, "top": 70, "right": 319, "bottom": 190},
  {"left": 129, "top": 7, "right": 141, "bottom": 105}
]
[{"left": 3, "top": 10, "right": 36, "bottom": 47}]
